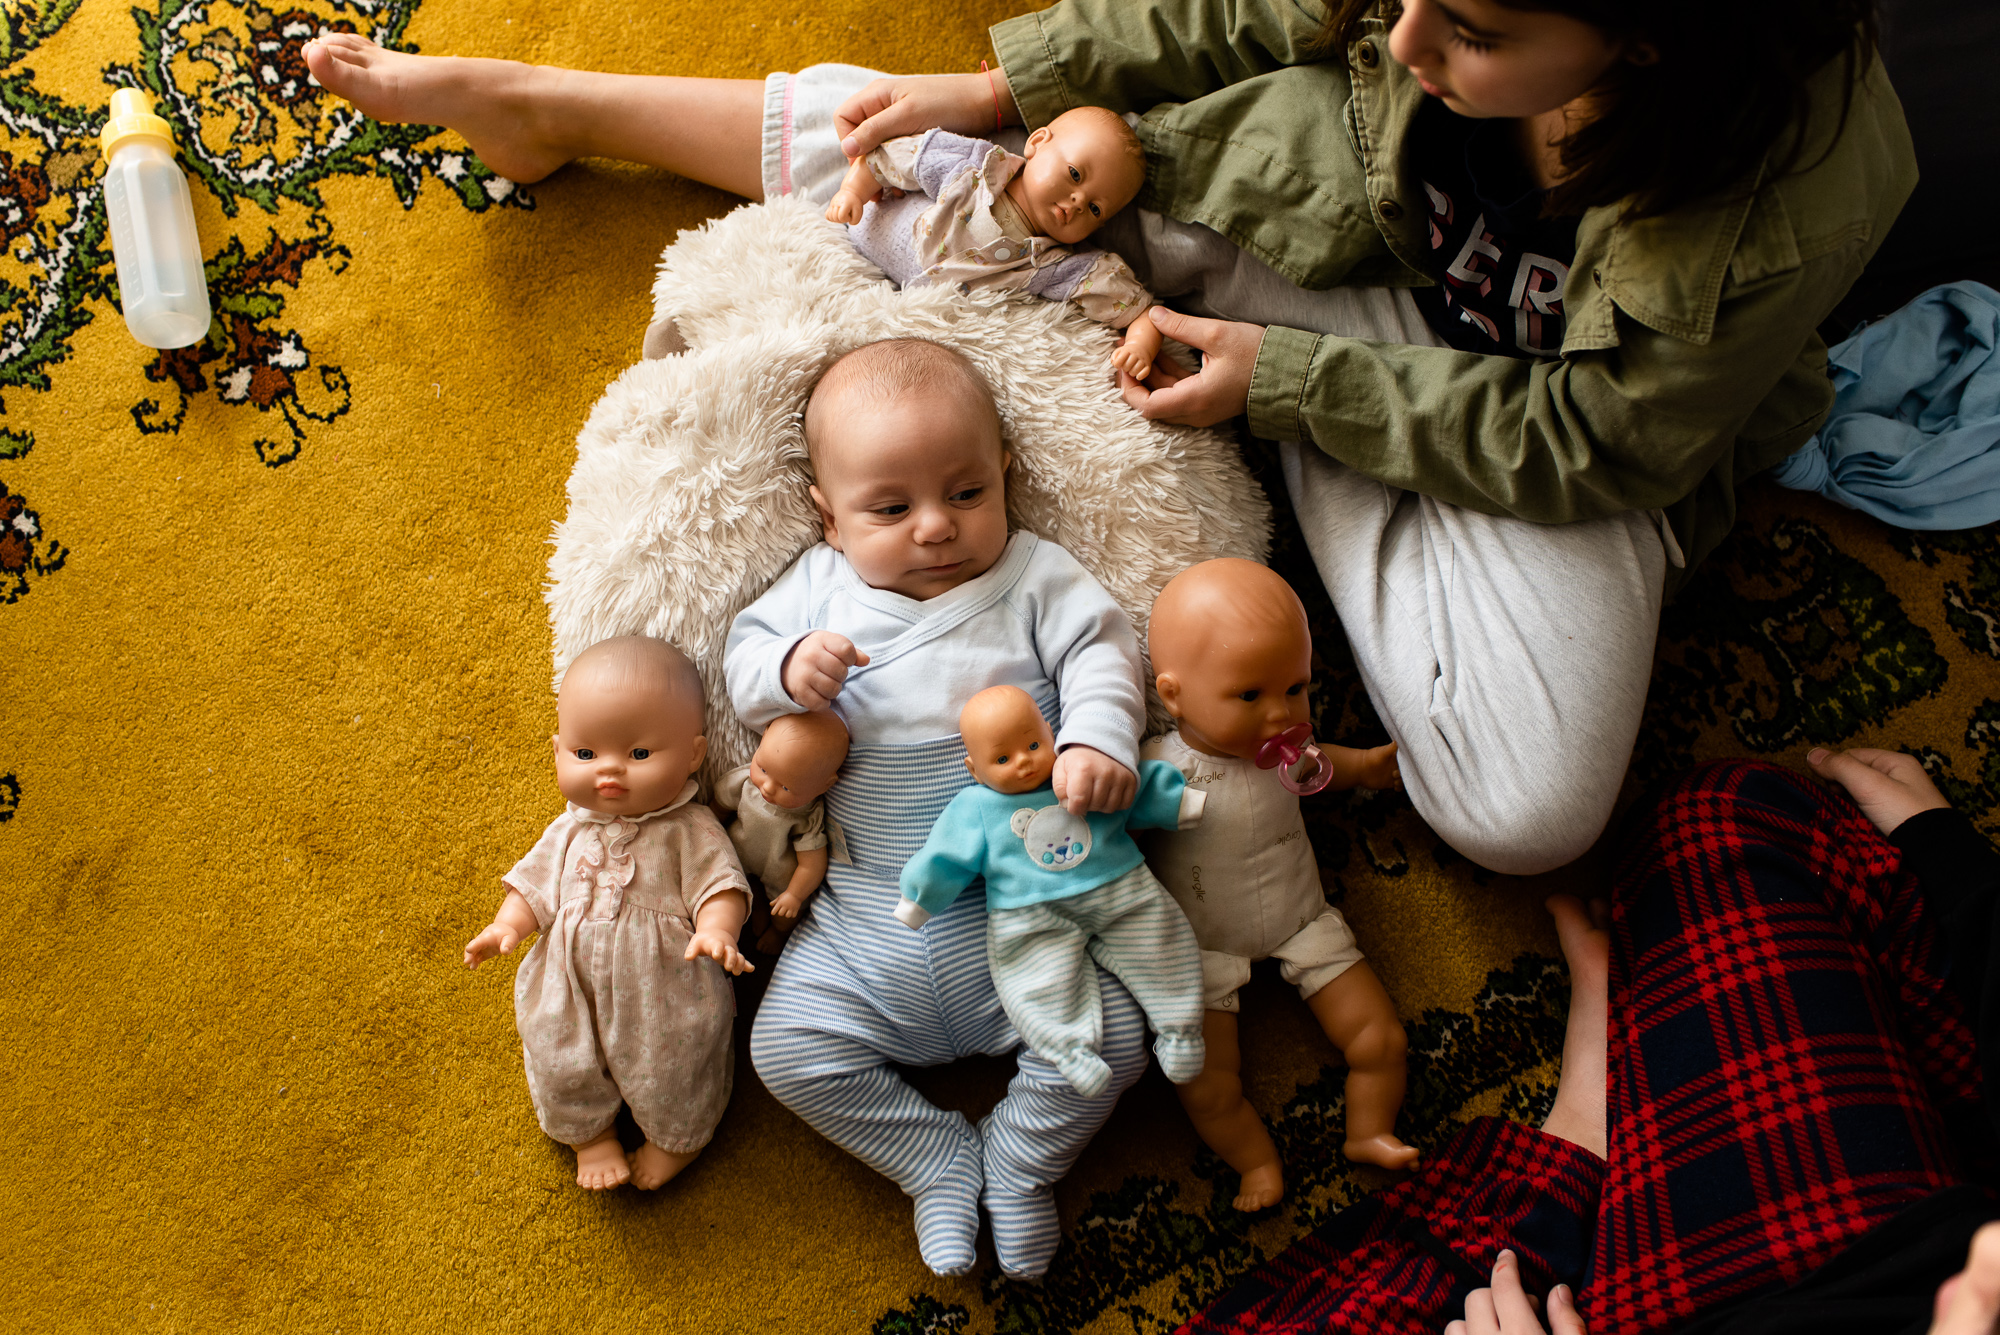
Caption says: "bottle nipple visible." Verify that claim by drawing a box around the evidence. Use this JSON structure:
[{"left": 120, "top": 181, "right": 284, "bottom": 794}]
[{"left": 100, "top": 88, "right": 176, "bottom": 162}]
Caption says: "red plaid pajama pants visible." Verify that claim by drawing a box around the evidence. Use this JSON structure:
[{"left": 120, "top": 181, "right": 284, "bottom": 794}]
[{"left": 1184, "top": 760, "right": 1980, "bottom": 1335}]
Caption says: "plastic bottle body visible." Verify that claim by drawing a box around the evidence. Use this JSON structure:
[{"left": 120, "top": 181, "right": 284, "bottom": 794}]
[{"left": 102, "top": 140, "right": 211, "bottom": 349}]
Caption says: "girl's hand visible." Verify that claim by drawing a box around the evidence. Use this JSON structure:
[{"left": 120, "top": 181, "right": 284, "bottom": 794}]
[
  {"left": 833, "top": 73, "right": 1017, "bottom": 161},
  {"left": 1807, "top": 746, "right": 1952, "bottom": 836},
  {"left": 1443, "top": 1252, "right": 1587, "bottom": 1335},
  {"left": 463, "top": 922, "right": 521, "bottom": 970},
  {"left": 1117, "top": 309, "right": 1265, "bottom": 426},
  {"left": 1930, "top": 1222, "right": 2000, "bottom": 1334},
  {"left": 685, "top": 928, "right": 754, "bottom": 976}
]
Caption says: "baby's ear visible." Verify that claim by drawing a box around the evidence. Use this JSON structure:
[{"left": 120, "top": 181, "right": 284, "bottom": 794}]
[{"left": 809, "top": 484, "right": 842, "bottom": 551}]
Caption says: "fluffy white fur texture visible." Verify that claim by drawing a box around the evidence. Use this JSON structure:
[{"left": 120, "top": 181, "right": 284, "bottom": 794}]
[{"left": 547, "top": 196, "right": 1273, "bottom": 784}]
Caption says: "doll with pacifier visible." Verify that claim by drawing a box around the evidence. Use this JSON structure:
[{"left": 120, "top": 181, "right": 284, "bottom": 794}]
[
  {"left": 715, "top": 708, "right": 849, "bottom": 953},
  {"left": 1141, "top": 559, "right": 1413, "bottom": 1211},
  {"left": 464, "top": 635, "right": 753, "bottom": 1191}
]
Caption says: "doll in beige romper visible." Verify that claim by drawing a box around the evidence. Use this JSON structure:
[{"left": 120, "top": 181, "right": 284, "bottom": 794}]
[
  {"left": 1141, "top": 560, "right": 1413, "bottom": 1212},
  {"left": 464, "top": 636, "right": 754, "bottom": 1191}
]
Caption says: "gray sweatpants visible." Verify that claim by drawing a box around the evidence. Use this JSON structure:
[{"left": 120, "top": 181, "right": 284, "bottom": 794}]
[{"left": 764, "top": 68, "right": 1671, "bottom": 875}]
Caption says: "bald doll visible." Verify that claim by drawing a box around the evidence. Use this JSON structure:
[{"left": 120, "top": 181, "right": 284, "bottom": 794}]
[
  {"left": 1141, "top": 559, "right": 1413, "bottom": 1211},
  {"left": 465, "top": 636, "right": 753, "bottom": 1193},
  {"left": 716, "top": 709, "right": 850, "bottom": 951}
]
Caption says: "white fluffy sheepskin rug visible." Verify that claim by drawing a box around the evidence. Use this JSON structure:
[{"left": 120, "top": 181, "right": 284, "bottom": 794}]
[{"left": 546, "top": 196, "right": 1273, "bottom": 783}]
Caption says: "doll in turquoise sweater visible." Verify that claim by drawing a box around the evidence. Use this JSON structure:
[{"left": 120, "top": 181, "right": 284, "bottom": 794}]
[{"left": 897, "top": 685, "right": 1207, "bottom": 1096}]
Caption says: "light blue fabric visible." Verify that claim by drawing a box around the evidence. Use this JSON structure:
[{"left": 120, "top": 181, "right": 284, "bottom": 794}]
[{"left": 1773, "top": 282, "right": 2000, "bottom": 529}]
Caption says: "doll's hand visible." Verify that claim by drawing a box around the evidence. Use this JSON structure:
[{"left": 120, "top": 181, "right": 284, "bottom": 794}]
[
  {"left": 1117, "top": 309, "right": 1263, "bottom": 427},
  {"left": 826, "top": 192, "right": 867, "bottom": 225},
  {"left": 1109, "top": 340, "right": 1154, "bottom": 383},
  {"left": 782, "top": 631, "right": 871, "bottom": 711},
  {"left": 685, "top": 928, "right": 754, "bottom": 976},
  {"left": 1807, "top": 746, "right": 1951, "bottom": 836},
  {"left": 463, "top": 922, "right": 521, "bottom": 970},
  {"left": 770, "top": 891, "right": 806, "bottom": 920},
  {"left": 1111, "top": 311, "right": 1163, "bottom": 383},
  {"left": 1052, "top": 745, "right": 1137, "bottom": 815}
]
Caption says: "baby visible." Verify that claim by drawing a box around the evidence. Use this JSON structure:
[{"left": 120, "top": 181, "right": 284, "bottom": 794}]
[
  {"left": 1142, "top": 559, "right": 1414, "bottom": 1211},
  {"left": 715, "top": 708, "right": 849, "bottom": 950},
  {"left": 899, "top": 685, "right": 1207, "bottom": 1098},
  {"left": 725, "top": 338, "right": 1152, "bottom": 1279},
  {"left": 464, "top": 636, "right": 753, "bottom": 1192},
  {"left": 824, "top": 106, "right": 1165, "bottom": 381}
]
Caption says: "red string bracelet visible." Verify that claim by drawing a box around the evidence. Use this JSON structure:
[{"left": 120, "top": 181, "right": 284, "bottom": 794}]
[{"left": 980, "top": 59, "right": 1003, "bottom": 131}]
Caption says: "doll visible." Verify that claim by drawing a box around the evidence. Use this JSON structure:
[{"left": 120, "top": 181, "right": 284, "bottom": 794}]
[
  {"left": 715, "top": 708, "right": 849, "bottom": 952},
  {"left": 824, "top": 105, "right": 1166, "bottom": 381},
  {"left": 1140, "top": 559, "right": 1413, "bottom": 1211},
  {"left": 463, "top": 635, "right": 754, "bottom": 1192},
  {"left": 896, "top": 685, "right": 1208, "bottom": 1098}
]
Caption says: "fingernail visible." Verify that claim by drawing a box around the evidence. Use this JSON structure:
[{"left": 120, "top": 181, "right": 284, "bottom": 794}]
[
  {"left": 1497, "top": 1249, "right": 1515, "bottom": 1265},
  {"left": 1807, "top": 748, "right": 1827, "bottom": 764}
]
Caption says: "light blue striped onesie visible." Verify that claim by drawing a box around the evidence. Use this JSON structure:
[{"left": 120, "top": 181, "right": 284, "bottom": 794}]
[{"left": 726, "top": 533, "right": 1151, "bottom": 1280}]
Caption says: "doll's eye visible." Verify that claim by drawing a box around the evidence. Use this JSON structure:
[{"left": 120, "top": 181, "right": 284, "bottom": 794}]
[
  {"left": 574, "top": 748, "right": 595, "bottom": 760},
  {"left": 1068, "top": 165, "right": 1080, "bottom": 183},
  {"left": 1028, "top": 741, "right": 1040, "bottom": 750},
  {"left": 1088, "top": 202, "right": 1101, "bottom": 217},
  {"left": 996, "top": 754, "right": 1009, "bottom": 764},
  {"left": 631, "top": 748, "right": 650, "bottom": 760},
  {"left": 1239, "top": 689, "right": 1261, "bottom": 702},
  {"left": 1286, "top": 682, "right": 1306, "bottom": 696}
]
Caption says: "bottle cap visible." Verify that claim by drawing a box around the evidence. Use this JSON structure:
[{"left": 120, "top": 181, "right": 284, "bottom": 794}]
[{"left": 99, "top": 88, "right": 176, "bottom": 162}]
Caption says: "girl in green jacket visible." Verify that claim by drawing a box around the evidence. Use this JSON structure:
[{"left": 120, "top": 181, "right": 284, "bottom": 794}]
[{"left": 302, "top": 0, "right": 1912, "bottom": 877}]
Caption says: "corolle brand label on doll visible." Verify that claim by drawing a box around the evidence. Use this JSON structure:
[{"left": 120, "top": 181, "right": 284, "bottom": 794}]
[{"left": 1009, "top": 805, "right": 1092, "bottom": 871}]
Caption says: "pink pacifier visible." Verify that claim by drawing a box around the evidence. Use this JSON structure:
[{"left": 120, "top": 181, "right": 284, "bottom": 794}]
[{"left": 1255, "top": 723, "right": 1332, "bottom": 796}]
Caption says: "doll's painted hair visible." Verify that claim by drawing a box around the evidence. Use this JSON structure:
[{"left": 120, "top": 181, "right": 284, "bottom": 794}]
[
  {"left": 1049, "top": 105, "right": 1147, "bottom": 172},
  {"left": 562, "top": 635, "right": 703, "bottom": 715},
  {"left": 802, "top": 339, "right": 1001, "bottom": 470}
]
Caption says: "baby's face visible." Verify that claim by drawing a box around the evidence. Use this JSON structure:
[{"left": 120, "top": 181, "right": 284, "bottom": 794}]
[
  {"left": 963, "top": 707, "right": 1056, "bottom": 794},
  {"left": 1161, "top": 625, "right": 1313, "bottom": 761},
  {"left": 1011, "top": 115, "right": 1144, "bottom": 244},
  {"left": 809, "top": 388, "right": 1011, "bottom": 601},
  {"left": 551, "top": 675, "right": 706, "bottom": 816},
  {"left": 748, "top": 738, "right": 839, "bottom": 809}
]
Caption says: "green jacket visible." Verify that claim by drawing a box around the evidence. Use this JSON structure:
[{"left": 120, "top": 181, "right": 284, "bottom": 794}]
[{"left": 992, "top": 0, "right": 1918, "bottom": 590}]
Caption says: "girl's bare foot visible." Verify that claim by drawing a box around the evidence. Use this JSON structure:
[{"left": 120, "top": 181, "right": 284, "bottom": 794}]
[
  {"left": 1541, "top": 894, "right": 1610, "bottom": 1160},
  {"left": 630, "top": 1141, "right": 700, "bottom": 1190},
  {"left": 574, "top": 1129, "right": 632, "bottom": 1189},
  {"left": 304, "top": 33, "right": 571, "bottom": 182},
  {"left": 1232, "top": 1160, "right": 1285, "bottom": 1211},
  {"left": 1342, "top": 1133, "right": 1421, "bottom": 1170}
]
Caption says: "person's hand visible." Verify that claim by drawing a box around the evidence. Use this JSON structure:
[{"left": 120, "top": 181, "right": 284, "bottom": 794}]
[
  {"left": 770, "top": 891, "right": 806, "bottom": 920},
  {"left": 1051, "top": 745, "right": 1137, "bottom": 815},
  {"left": 1808, "top": 746, "right": 1951, "bottom": 836},
  {"left": 1930, "top": 1222, "right": 2000, "bottom": 1335},
  {"left": 1117, "top": 309, "right": 1265, "bottom": 426},
  {"left": 463, "top": 922, "right": 521, "bottom": 970},
  {"left": 1444, "top": 1251, "right": 1586, "bottom": 1335},
  {"left": 685, "top": 927, "right": 754, "bottom": 976},
  {"left": 781, "top": 631, "right": 870, "bottom": 710},
  {"left": 833, "top": 73, "right": 1015, "bottom": 161}
]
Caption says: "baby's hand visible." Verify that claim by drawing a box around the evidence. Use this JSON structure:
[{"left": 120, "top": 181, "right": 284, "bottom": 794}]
[
  {"left": 1052, "top": 745, "right": 1137, "bottom": 815},
  {"left": 782, "top": 631, "right": 871, "bottom": 710},
  {"left": 463, "top": 922, "right": 521, "bottom": 970},
  {"left": 770, "top": 891, "right": 807, "bottom": 920},
  {"left": 686, "top": 928, "right": 754, "bottom": 976}
]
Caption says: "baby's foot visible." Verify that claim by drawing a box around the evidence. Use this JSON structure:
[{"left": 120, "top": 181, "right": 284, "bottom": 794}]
[
  {"left": 1232, "top": 1160, "right": 1285, "bottom": 1212},
  {"left": 303, "top": 33, "right": 570, "bottom": 182},
  {"left": 985, "top": 1184, "right": 1061, "bottom": 1280},
  {"left": 911, "top": 1138, "right": 984, "bottom": 1277},
  {"left": 574, "top": 1133, "right": 632, "bottom": 1189},
  {"left": 1342, "top": 1134, "right": 1420, "bottom": 1171},
  {"left": 630, "top": 1141, "right": 700, "bottom": 1190}
]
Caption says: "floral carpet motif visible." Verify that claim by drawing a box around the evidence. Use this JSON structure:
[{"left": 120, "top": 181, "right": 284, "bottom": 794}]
[{"left": 5, "top": 0, "right": 1997, "bottom": 1330}]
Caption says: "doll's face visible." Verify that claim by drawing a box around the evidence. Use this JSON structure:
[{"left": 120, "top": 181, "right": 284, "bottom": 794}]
[
  {"left": 962, "top": 701, "right": 1057, "bottom": 794},
  {"left": 1010, "top": 113, "right": 1145, "bottom": 244},
  {"left": 1157, "top": 624, "right": 1313, "bottom": 761},
  {"left": 809, "top": 387, "right": 1012, "bottom": 601},
  {"left": 551, "top": 673, "right": 706, "bottom": 817},
  {"left": 748, "top": 733, "right": 842, "bottom": 810}
]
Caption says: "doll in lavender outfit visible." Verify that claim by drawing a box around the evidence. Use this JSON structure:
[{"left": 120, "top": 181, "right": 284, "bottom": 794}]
[{"left": 825, "top": 105, "right": 1166, "bottom": 381}]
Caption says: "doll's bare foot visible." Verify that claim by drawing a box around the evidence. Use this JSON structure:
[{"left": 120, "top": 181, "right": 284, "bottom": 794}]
[
  {"left": 304, "top": 34, "right": 572, "bottom": 182},
  {"left": 1233, "top": 1160, "right": 1285, "bottom": 1211},
  {"left": 1342, "top": 1133, "right": 1421, "bottom": 1170},
  {"left": 1540, "top": 895, "right": 1610, "bottom": 1160},
  {"left": 630, "top": 1141, "right": 700, "bottom": 1190},
  {"left": 573, "top": 1129, "right": 632, "bottom": 1189},
  {"left": 756, "top": 926, "right": 787, "bottom": 955},
  {"left": 1358, "top": 741, "right": 1401, "bottom": 790}
]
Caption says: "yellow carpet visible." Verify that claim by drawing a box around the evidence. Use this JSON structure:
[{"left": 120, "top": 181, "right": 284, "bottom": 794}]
[{"left": 7, "top": 0, "right": 1999, "bottom": 1329}]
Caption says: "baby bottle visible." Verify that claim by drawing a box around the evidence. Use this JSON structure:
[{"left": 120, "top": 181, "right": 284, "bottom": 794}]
[{"left": 98, "top": 88, "right": 211, "bottom": 349}]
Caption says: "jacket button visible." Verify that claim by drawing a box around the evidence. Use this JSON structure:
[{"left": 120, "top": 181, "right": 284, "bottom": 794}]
[
  {"left": 1378, "top": 197, "right": 1403, "bottom": 221},
  {"left": 1355, "top": 40, "right": 1379, "bottom": 69}
]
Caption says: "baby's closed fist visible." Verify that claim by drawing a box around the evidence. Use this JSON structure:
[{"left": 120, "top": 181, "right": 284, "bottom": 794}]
[{"left": 782, "top": 631, "right": 871, "bottom": 710}]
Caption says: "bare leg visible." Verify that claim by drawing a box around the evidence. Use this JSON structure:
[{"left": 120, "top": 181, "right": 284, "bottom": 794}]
[
  {"left": 1538, "top": 895, "right": 1609, "bottom": 1159},
  {"left": 630, "top": 1140, "right": 702, "bottom": 1190},
  {"left": 1173, "top": 1010, "right": 1285, "bottom": 1211},
  {"left": 303, "top": 33, "right": 764, "bottom": 194},
  {"left": 1306, "top": 962, "right": 1420, "bottom": 1170},
  {"left": 572, "top": 1126, "right": 632, "bottom": 1189}
]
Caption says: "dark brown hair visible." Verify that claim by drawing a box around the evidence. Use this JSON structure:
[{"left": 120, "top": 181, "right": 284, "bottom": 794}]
[{"left": 1321, "top": 0, "right": 1879, "bottom": 219}]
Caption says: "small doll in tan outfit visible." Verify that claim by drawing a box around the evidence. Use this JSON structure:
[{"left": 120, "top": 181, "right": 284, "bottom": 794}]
[
  {"left": 1141, "top": 559, "right": 1413, "bottom": 1211},
  {"left": 715, "top": 709, "right": 849, "bottom": 952},
  {"left": 824, "top": 105, "right": 1166, "bottom": 381},
  {"left": 464, "top": 636, "right": 753, "bottom": 1192}
]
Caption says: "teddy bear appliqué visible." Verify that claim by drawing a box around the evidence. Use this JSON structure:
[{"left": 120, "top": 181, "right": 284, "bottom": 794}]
[{"left": 1009, "top": 804, "right": 1093, "bottom": 871}]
